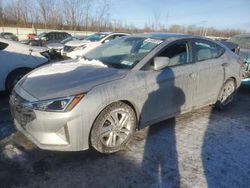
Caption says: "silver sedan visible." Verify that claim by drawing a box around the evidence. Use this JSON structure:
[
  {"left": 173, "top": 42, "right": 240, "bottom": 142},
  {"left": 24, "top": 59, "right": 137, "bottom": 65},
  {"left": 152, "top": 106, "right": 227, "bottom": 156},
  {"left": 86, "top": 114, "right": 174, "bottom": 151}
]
[{"left": 10, "top": 33, "right": 243, "bottom": 153}]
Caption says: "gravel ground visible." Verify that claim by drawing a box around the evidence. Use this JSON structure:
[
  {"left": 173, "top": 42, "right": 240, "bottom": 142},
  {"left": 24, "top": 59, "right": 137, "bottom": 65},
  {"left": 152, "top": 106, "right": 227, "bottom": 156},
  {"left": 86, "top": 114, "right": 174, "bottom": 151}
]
[{"left": 0, "top": 83, "right": 250, "bottom": 188}]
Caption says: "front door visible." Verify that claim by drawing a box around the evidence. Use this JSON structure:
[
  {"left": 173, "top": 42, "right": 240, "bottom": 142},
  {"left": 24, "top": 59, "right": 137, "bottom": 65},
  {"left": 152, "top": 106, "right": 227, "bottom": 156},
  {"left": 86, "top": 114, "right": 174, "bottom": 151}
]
[{"left": 141, "top": 40, "right": 197, "bottom": 126}]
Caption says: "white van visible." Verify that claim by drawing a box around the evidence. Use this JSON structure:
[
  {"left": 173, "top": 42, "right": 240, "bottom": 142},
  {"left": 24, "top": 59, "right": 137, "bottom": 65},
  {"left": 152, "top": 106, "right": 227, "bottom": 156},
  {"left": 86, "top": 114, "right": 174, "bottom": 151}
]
[
  {"left": 0, "top": 38, "right": 49, "bottom": 92},
  {"left": 62, "top": 32, "right": 129, "bottom": 59}
]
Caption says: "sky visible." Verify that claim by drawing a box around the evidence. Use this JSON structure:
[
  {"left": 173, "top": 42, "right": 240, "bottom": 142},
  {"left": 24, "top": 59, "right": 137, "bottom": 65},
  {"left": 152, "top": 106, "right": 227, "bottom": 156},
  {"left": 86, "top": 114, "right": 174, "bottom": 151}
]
[{"left": 110, "top": 0, "right": 250, "bottom": 31}]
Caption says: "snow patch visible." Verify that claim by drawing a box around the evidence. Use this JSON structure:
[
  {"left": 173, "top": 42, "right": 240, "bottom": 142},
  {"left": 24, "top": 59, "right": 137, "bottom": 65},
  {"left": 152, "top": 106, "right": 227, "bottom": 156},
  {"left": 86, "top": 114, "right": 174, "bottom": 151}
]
[
  {"left": 27, "top": 59, "right": 107, "bottom": 78},
  {"left": 79, "top": 58, "right": 107, "bottom": 67},
  {"left": 2, "top": 144, "right": 28, "bottom": 163}
]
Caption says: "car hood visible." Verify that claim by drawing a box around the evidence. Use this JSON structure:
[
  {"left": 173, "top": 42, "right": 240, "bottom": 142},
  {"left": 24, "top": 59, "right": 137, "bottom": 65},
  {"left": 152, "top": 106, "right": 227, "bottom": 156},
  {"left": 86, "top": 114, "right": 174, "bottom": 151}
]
[
  {"left": 0, "top": 38, "right": 48, "bottom": 53},
  {"left": 46, "top": 43, "right": 64, "bottom": 49},
  {"left": 16, "top": 59, "right": 128, "bottom": 100},
  {"left": 65, "top": 40, "right": 92, "bottom": 47},
  {"left": 29, "top": 46, "right": 48, "bottom": 52}
]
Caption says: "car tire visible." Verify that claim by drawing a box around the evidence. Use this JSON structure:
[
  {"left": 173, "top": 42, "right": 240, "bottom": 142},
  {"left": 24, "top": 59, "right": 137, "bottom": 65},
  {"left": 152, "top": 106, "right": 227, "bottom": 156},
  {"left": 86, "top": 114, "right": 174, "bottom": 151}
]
[
  {"left": 6, "top": 69, "right": 30, "bottom": 92},
  {"left": 215, "top": 78, "right": 236, "bottom": 110},
  {"left": 90, "top": 102, "right": 136, "bottom": 154}
]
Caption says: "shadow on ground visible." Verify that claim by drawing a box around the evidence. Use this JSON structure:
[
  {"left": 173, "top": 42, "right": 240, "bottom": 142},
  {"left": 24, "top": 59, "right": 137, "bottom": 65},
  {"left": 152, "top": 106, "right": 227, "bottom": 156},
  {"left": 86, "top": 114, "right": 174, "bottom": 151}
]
[
  {"left": 202, "top": 82, "right": 250, "bottom": 187},
  {"left": 0, "top": 83, "right": 250, "bottom": 187}
]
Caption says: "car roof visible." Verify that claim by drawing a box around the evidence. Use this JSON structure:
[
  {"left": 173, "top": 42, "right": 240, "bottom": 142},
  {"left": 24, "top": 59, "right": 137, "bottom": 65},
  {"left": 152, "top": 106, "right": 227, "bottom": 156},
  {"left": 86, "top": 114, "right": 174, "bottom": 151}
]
[
  {"left": 0, "top": 38, "right": 15, "bottom": 44},
  {"left": 132, "top": 32, "right": 192, "bottom": 40},
  {"left": 0, "top": 32, "right": 14, "bottom": 35},
  {"left": 0, "top": 38, "right": 46, "bottom": 51},
  {"left": 98, "top": 32, "right": 129, "bottom": 35},
  {"left": 232, "top": 33, "right": 250, "bottom": 38},
  {"left": 98, "top": 32, "right": 112, "bottom": 35},
  {"left": 44, "top": 31, "right": 70, "bottom": 34}
]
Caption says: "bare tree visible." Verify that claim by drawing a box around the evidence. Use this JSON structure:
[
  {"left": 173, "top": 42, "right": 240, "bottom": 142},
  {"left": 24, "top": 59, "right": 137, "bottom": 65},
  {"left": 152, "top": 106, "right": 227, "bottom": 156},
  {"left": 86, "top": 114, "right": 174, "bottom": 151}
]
[
  {"left": 168, "top": 24, "right": 186, "bottom": 33},
  {"left": 153, "top": 9, "right": 161, "bottom": 31},
  {"left": 0, "top": 0, "right": 3, "bottom": 25},
  {"left": 17, "top": 0, "right": 30, "bottom": 26},
  {"left": 84, "top": 0, "right": 92, "bottom": 30},
  {"left": 95, "top": 0, "right": 111, "bottom": 31},
  {"left": 0, "top": 0, "right": 245, "bottom": 37},
  {"left": 36, "top": 0, "right": 53, "bottom": 28},
  {"left": 62, "top": 0, "right": 85, "bottom": 30}
]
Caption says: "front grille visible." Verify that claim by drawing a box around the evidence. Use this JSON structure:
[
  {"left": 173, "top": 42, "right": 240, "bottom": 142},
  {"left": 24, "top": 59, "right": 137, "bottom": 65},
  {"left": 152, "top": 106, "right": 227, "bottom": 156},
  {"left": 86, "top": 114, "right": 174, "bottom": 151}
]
[{"left": 9, "top": 92, "right": 36, "bottom": 127}]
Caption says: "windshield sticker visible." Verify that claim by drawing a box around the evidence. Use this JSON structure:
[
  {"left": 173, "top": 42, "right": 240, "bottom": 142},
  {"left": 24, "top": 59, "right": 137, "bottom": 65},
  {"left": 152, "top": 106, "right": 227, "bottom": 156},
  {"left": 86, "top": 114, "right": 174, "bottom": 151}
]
[
  {"left": 121, "top": 60, "right": 134, "bottom": 66},
  {"left": 145, "top": 38, "right": 163, "bottom": 45}
]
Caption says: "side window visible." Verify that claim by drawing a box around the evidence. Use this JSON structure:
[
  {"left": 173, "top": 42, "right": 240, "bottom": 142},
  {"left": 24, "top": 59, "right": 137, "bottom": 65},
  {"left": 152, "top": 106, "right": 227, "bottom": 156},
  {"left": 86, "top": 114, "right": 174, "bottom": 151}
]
[
  {"left": 56, "top": 33, "right": 62, "bottom": 39},
  {"left": 114, "top": 35, "right": 124, "bottom": 39},
  {"left": 158, "top": 42, "right": 189, "bottom": 66},
  {"left": 64, "top": 33, "right": 69, "bottom": 39},
  {"left": 104, "top": 35, "right": 116, "bottom": 42},
  {"left": 46, "top": 33, "right": 51, "bottom": 40},
  {"left": 195, "top": 40, "right": 224, "bottom": 61},
  {"left": 0, "top": 42, "right": 8, "bottom": 50},
  {"left": 48, "top": 33, "right": 55, "bottom": 40}
]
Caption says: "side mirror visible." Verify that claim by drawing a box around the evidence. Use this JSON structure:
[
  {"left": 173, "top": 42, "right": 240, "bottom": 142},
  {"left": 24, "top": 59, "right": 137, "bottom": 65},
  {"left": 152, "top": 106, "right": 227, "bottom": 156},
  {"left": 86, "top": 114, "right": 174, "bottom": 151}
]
[{"left": 154, "top": 57, "right": 170, "bottom": 71}]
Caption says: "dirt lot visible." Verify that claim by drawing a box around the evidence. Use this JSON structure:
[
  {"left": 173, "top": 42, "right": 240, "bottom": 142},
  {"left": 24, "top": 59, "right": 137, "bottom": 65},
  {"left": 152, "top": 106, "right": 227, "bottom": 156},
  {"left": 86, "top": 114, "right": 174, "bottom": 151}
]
[{"left": 0, "top": 84, "right": 250, "bottom": 188}]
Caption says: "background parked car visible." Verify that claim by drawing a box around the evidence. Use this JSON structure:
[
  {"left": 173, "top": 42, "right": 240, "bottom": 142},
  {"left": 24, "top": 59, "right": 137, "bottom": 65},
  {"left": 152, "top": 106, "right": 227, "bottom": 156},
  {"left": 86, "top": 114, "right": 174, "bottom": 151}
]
[
  {"left": 62, "top": 32, "right": 129, "bottom": 58},
  {"left": 20, "top": 39, "right": 43, "bottom": 47},
  {"left": 36, "top": 31, "right": 71, "bottom": 45},
  {"left": 0, "top": 32, "right": 18, "bottom": 41},
  {"left": 0, "top": 38, "right": 49, "bottom": 92},
  {"left": 27, "top": 33, "right": 37, "bottom": 40},
  {"left": 219, "top": 41, "right": 240, "bottom": 54},
  {"left": 47, "top": 35, "right": 86, "bottom": 53},
  {"left": 228, "top": 34, "right": 250, "bottom": 79}
]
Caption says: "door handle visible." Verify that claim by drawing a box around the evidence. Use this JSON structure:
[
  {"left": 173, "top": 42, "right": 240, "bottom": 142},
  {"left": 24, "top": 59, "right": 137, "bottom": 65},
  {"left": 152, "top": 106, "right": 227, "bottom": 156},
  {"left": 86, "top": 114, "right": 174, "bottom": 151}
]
[
  {"left": 222, "top": 63, "right": 229, "bottom": 67},
  {"left": 189, "top": 73, "right": 196, "bottom": 78}
]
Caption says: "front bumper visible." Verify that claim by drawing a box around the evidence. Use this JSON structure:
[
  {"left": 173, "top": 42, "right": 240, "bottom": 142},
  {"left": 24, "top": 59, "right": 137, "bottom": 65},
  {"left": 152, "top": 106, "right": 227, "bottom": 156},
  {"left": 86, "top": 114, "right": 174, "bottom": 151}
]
[{"left": 9, "top": 93, "right": 89, "bottom": 151}]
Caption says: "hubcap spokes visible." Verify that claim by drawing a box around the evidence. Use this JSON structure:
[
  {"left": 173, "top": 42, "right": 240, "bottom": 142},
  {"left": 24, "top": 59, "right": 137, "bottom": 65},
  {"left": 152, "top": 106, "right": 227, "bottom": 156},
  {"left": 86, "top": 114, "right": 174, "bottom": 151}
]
[
  {"left": 221, "top": 82, "right": 235, "bottom": 104},
  {"left": 100, "top": 111, "right": 131, "bottom": 147}
]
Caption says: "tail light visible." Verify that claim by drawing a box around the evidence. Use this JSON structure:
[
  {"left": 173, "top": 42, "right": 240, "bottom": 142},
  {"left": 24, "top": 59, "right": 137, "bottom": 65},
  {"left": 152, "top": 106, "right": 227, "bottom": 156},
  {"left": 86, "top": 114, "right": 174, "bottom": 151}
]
[{"left": 237, "top": 58, "right": 245, "bottom": 68}]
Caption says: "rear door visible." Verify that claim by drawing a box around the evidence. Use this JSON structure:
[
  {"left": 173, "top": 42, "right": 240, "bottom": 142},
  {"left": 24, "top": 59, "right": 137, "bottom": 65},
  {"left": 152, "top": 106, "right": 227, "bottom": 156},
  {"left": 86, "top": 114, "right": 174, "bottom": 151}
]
[{"left": 192, "top": 39, "right": 225, "bottom": 106}]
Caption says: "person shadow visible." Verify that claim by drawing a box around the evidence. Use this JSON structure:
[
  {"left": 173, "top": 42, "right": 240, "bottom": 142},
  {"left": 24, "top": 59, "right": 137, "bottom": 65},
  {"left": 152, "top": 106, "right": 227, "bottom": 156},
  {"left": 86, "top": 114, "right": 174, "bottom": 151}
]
[
  {"left": 140, "top": 67, "right": 185, "bottom": 188},
  {"left": 202, "top": 83, "right": 250, "bottom": 188}
]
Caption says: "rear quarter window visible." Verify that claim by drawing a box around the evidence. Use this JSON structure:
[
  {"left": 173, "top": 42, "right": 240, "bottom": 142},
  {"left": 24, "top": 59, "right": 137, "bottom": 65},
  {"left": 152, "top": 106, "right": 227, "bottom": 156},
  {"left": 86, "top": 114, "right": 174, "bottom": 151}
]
[
  {"left": 0, "top": 42, "right": 8, "bottom": 50},
  {"left": 194, "top": 40, "right": 225, "bottom": 61}
]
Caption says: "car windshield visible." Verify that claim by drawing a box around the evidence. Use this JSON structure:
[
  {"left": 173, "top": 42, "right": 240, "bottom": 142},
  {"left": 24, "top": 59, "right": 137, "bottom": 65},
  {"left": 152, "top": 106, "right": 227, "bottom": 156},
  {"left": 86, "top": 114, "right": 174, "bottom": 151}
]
[
  {"left": 84, "top": 36, "right": 163, "bottom": 69},
  {"left": 85, "top": 33, "right": 108, "bottom": 42},
  {"left": 38, "top": 32, "right": 46, "bottom": 38},
  {"left": 4, "top": 33, "right": 14, "bottom": 36},
  {"left": 61, "top": 36, "right": 74, "bottom": 44}
]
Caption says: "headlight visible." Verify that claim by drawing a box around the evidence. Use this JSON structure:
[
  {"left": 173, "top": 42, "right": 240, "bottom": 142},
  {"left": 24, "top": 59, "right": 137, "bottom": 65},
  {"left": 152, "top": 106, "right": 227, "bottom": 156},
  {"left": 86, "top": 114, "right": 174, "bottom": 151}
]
[
  {"left": 74, "top": 44, "right": 86, "bottom": 51},
  {"left": 24, "top": 94, "right": 84, "bottom": 112}
]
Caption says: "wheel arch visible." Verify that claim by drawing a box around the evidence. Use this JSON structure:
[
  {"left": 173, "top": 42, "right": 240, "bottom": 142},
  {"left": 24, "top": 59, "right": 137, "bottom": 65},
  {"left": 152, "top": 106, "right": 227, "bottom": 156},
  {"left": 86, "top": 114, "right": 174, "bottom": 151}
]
[
  {"left": 226, "top": 76, "right": 237, "bottom": 87},
  {"left": 88, "top": 99, "right": 140, "bottom": 149},
  {"left": 120, "top": 100, "right": 139, "bottom": 128},
  {"left": 5, "top": 67, "right": 32, "bottom": 90}
]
